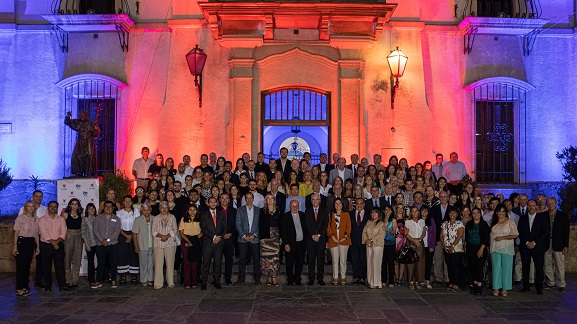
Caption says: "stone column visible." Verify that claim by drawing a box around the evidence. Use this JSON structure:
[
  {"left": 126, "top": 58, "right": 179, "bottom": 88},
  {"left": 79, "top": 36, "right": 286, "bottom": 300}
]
[
  {"left": 228, "top": 58, "right": 255, "bottom": 161},
  {"left": 338, "top": 59, "right": 366, "bottom": 159}
]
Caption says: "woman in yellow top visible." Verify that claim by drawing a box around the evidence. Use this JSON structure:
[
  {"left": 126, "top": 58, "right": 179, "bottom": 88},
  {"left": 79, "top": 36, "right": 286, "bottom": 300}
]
[
  {"left": 179, "top": 205, "right": 203, "bottom": 289},
  {"left": 298, "top": 170, "right": 314, "bottom": 198},
  {"left": 326, "top": 198, "right": 351, "bottom": 285}
]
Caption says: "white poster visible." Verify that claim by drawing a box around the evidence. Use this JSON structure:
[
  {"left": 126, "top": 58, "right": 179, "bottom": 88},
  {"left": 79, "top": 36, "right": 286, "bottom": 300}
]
[{"left": 57, "top": 178, "right": 100, "bottom": 275}]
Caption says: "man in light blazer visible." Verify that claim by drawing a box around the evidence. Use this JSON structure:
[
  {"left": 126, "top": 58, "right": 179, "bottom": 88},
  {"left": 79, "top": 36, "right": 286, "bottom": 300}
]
[
  {"left": 328, "top": 157, "right": 354, "bottom": 185},
  {"left": 235, "top": 192, "right": 261, "bottom": 285},
  {"left": 200, "top": 197, "right": 227, "bottom": 290}
]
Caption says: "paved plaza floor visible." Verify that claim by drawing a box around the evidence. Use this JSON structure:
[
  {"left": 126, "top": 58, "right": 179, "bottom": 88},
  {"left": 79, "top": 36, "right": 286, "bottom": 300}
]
[{"left": 1, "top": 272, "right": 577, "bottom": 323}]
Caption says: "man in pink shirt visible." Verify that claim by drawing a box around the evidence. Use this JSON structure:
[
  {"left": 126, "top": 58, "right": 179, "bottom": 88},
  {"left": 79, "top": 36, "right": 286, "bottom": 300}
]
[{"left": 38, "top": 201, "right": 70, "bottom": 292}]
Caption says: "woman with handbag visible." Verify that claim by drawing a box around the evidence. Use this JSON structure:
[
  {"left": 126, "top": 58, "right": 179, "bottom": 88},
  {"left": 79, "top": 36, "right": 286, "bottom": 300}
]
[
  {"left": 152, "top": 201, "right": 179, "bottom": 289},
  {"left": 393, "top": 204, "right": 406, "bottom": 286},
  {"left": 440, "top": 209, "right": 465, "bottom": 292},
  {"left": 179, "top": 205, "right": 203, "bottom": 289},
  {"left": 327, "top": 198, "right": 351, "bottom": 285},
  {"left": 405, "top": 206, "right": 426, "bottom": 289}
]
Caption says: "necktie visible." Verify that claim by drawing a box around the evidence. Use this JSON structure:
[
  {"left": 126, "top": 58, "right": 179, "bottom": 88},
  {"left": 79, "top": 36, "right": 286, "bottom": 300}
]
[
  {"left": 357, "top": 212, "right": 361, "bottom": 226},
  {"left": 374, "top": 200, "right": 378, "bottom": 207},
  {"left": 522, "top": 207, "right": 526, "bottom": 215},
  {"left": 387, "top": 196, "right": 391, "bottom": 205},
  {"left": 212, "top": 210, "right": 216, "bottom": 227},
  {"left": 314, "top": 209, "right": 318, "bottom": 221}
]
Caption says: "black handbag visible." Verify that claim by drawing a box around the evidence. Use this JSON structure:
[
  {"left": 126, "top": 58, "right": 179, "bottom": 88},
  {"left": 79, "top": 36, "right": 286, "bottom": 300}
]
[
  {"left": 186, "top": 235, "right": 202, "bottom": 262},
  {"left": 396, "top": 244, "right": 419, "bottom": 264}
]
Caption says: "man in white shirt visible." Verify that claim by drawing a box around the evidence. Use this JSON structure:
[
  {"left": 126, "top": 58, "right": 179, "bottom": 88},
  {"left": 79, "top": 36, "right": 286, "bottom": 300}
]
[
  {"left": 174, "top": 163, "right": 188, "bottom": 184},
  {"left": 182, "top": 155, "right": 193, "bottom": 177},
  {"left": 241, "top": 180, "right": 264, "bottom": 208},
  {"left": 442, "top": 152, "right": 467, "bottom": 194},
  {"left": 132, "top": 147, "right": 153, "bottom": 189}
]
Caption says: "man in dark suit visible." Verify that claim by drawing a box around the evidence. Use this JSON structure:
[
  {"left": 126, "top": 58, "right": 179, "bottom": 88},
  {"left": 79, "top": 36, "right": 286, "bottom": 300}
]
[
  {"left": 281, "top": 200, "right": 306, "bottom": 286},
  {"left": 327, "top": 152, "right": 340, "bottom": 173},
  {"left": 382, "top": 183, "right": 396, "bottom": 207},
  {"left": 235, "top": 192, "right": 261, "bottom": 285},
  {"left": 217, "top": 193, "right": 237, "bottom": 286},
  {"left": 188, "top": 190, "right": 208, "bottom": 214},
  {"left": 199, "top": 197, "right": 227, "bottom": 290},
  {"left": 545, "top": 197, "right": 570, "bottom": 292},
  {"left": 347, "top": 154, "right": 360, "bottom": 176},
  {"left": 316, "top": 153, "right": 329, "bottom": 173},
  {"left": 269, "top": 178, "right": 286, "bottom": 216},
  {"left": 275, "top": 147, "right": 292, "bottom": 183},
  {"left": 325, "top": 184, "right": 349, "bottom": 213},
  {"left": 304, "top": 193, "right": 328, "bottom": 286},
  {"left": 254, "top": 152, "right": 269, "bottom": 174},
  {"left": 430, "top": 191, "right": 452, "bottom": 284},
  {"left": 512, "top": 193, "right": 529, "bottom": 218},
  {"left": 518, "top": 200, "right": 550, "bottom": 295},
  {"left": 305, "top": 181, "right": 327, "bottom": 210},
  {"left": 350, "top": 198, "right": 369, "bottom": 285},
  {"left": 365, "top": 185, "right": 388, "bottom": 212}
]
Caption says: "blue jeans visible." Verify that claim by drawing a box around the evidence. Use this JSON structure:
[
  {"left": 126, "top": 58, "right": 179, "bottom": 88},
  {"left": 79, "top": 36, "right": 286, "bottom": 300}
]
[{"left": 238, "top": 242, "right": 261, "bottom": 281}]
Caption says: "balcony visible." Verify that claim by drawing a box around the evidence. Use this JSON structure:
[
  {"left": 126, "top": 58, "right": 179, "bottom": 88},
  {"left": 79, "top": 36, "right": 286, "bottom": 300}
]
[
  {"left": 44, "top": 0, "right": 133, "bottom": 32},
  {"left": 461, "top": 0, "right": 543, "bottom": 19}
]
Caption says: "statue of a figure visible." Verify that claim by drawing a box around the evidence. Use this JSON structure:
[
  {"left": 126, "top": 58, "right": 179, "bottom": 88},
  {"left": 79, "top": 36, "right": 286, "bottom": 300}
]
[{"left": 65, "top": 110, "right": 100, "bottom": 177}]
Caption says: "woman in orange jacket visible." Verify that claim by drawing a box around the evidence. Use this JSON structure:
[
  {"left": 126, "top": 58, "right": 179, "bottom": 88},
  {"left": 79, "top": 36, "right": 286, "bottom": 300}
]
[{"left": 327, "top": 198, "right": 352, "bottom": 285}]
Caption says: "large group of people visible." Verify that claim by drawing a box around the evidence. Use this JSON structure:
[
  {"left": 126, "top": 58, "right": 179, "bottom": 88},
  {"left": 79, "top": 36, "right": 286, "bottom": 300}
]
[{"left": 11, "top": 149, "right": 571, "bottom": 298}]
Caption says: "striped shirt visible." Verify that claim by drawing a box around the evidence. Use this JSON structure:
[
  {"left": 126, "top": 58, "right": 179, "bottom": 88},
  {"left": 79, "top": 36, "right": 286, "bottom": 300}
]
[{"left": 152, "top": 214, "right": 178, "bottom": 248}]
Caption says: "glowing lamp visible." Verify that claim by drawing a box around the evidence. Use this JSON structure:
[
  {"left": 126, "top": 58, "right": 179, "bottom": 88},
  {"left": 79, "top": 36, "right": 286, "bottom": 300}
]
[
  {"left": 186, "top": 45, "right": 207, "bottom": 107},
  {"left": 386, "top": 47, "right": 408, "bottom": 109}
]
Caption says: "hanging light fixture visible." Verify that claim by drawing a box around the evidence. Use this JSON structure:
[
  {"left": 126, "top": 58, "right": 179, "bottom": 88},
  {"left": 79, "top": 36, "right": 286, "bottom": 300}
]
[
  {"left": 386, "top": 46, "right": 408, "bottom": 109},
  {"left": 185, "top": 44, "right": 207, "bottom": 107}
]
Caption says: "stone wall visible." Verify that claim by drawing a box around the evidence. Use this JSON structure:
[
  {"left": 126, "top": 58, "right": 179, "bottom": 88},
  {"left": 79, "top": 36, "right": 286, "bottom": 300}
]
[
  {"left": 0, "top": 180, "right": 57, "bottom": 217},
  {"left": 0, "top": 223, "right": 16, "bottom": 272}
]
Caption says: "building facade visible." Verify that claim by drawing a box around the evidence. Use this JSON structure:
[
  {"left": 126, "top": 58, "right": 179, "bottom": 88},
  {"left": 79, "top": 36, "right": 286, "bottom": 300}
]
[{"left": 0, "top": 0, "right": 575, "bottom": 186}]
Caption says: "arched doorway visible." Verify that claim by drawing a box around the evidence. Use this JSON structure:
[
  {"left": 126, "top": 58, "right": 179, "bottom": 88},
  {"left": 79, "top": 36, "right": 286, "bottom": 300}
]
[{"left": 261, "top": 88, "right": 330, "bottom": 164}]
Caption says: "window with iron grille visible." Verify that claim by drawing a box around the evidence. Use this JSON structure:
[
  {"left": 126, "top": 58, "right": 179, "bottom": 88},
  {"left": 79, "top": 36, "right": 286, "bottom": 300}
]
[
  {"left": 261, "top": 88, "right": 330, "bottom": 164},
  {"left": 472, "top": 82, "right": 527, "bottom": 183},
  {"left": 63, "top": 80, "right": 120, "bottom": 176}
]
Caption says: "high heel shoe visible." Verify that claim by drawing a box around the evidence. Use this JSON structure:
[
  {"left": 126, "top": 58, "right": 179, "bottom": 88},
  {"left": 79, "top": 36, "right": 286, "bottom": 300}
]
[{"left": 492, "top": 289, "right": 499, "bottom": 297}]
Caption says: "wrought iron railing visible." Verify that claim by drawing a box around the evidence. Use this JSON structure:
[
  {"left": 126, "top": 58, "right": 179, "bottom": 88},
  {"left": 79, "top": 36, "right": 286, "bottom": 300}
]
[
  {"left": 462, "top": 0, "right": 542, "bottom": 19},
  {"left": 51, "top": 0, "right": 130, "bottom": 15}
]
